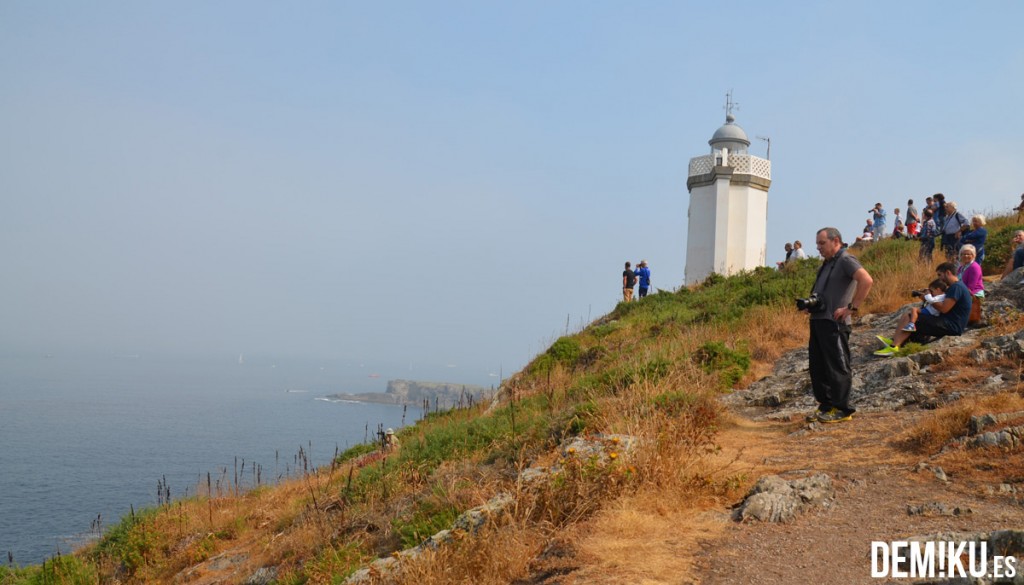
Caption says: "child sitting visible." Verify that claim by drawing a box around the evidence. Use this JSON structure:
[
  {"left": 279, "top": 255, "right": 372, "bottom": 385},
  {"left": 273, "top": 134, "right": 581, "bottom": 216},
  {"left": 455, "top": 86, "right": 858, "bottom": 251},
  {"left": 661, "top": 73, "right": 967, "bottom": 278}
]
[{"left": 902, "top": 279, "right": 948, "bottom": 332}]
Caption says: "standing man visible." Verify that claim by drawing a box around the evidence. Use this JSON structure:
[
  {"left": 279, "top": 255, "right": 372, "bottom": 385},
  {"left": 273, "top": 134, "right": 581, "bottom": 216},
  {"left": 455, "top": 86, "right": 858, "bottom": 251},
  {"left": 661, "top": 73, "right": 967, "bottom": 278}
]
[
  {"left": 906, "top": 198, "right": 920, "bottom": 235},
  {"left": 622, "top": 262, "right": 637, "bottom": 302},
  {"left": 776, "top": 243, "right": 794, "bottom": 268},
  {"left": 940, "top": 200, "right": 968, "bottom": 260},
  {"left": 804, "top": 227, "right": 874, "bottom": 423},
  {"left": 869, "top": 203, "right": 887, "bottom": 240},
  {"left": 635, "top": 260, "right": 652, "bottom": 299}
]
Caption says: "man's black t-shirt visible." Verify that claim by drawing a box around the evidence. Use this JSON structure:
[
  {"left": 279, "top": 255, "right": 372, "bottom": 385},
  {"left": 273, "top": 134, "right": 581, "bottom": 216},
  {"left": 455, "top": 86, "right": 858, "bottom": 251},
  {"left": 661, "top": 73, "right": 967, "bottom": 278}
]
[{"left": 623, "top": 270, "right": 636, "bottom": 288}]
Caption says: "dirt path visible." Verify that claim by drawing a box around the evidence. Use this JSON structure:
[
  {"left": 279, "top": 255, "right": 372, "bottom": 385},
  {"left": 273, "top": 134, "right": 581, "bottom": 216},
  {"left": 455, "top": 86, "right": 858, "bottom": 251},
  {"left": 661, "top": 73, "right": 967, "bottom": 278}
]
[
  {"left": 692, "top": 411, "right": 1024, "bottom": 585},
  {"left": 517, "top": 409, "right": 1024, "bottom": 585}
]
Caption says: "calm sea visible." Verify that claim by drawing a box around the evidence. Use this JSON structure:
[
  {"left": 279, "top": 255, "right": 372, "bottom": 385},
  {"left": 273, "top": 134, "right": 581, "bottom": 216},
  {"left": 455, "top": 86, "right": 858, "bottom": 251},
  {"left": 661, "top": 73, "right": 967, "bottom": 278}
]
[{"left": 0, "top": 353, "right": 490, "bottom": 565}]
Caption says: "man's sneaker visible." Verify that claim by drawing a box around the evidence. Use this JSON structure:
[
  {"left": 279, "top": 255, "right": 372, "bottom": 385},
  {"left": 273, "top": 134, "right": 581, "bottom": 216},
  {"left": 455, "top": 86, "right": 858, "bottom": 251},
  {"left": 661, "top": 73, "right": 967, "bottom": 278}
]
[
  {"left": 817, "top": 408, "right": 854, "bottom": 423},
  {"left": 805, "top": 408, "right": 827, "bottom": 423},
  {"left": 876, "top": 335, "right": 895, "bottom": 347},
  {"left": 874, "top": 346, "right": 899, "bottom": 357},
  {"left": 902, "top": 322, "right": 917, "bottom": 332}
]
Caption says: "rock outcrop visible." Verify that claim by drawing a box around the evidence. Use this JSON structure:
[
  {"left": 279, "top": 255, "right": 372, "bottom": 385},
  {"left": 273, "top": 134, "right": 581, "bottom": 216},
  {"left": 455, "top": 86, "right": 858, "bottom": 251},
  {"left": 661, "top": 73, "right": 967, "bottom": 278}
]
[
  {"left": 733, "top": 474, "right": 835, "bottom": 523},
  {"left": 723, "top": 270, "right": 1024, "bottom": 421}
]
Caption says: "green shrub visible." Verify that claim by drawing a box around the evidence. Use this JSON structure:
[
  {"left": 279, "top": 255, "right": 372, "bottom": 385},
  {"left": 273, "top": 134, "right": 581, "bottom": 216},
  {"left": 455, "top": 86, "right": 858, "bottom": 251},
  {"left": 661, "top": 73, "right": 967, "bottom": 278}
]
[
  {"left": 588, "top": 321, "right": 621, "bottom": 338},
  {"left": 528, "top": 354, "right": 555, "bottom": 375},
  {"left": 548, "top": 337, "right": 582, "bottom": 364},
  {"left": 10, "top": 556, "right": 99, "bottom": 585},
  {"left": 982, "top": 224, "right": 1024, "bottom": 275},
  {"left": 529, "top": 336, "right": 584, "bottom": 375},
  {"left": 692, "top": 341, "right": 750, "bottom": 390},
  {"left": 92, "top": 508, "right": 160, "bottom": 576}
]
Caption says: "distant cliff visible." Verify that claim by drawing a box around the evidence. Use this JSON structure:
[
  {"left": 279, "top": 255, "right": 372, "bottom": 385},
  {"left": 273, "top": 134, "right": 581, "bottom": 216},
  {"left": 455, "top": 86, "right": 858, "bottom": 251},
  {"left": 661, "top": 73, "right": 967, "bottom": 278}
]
[{"left": 326, "top": 379, "right": 495, "bottom": 408}]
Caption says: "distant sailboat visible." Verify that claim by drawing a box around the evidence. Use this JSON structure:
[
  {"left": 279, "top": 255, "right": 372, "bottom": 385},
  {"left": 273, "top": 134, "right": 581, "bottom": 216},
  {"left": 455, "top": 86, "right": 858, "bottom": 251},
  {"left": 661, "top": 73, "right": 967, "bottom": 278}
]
[{"left": 238, "top": 353, "right": 245, "bottom": 365}]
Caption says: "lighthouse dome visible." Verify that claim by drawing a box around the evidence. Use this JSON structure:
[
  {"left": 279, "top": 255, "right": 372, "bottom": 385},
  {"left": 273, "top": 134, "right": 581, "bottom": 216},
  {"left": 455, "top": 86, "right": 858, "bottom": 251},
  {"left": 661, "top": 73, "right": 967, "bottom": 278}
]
[{"left": 709, "top": 114, "right": 750, "bottom": 154}]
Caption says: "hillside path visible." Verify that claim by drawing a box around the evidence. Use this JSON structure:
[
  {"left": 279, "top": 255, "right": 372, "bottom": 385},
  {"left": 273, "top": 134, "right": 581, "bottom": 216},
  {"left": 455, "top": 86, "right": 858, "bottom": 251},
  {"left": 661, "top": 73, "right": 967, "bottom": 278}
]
[{"left": 690, "top": 411, "right": 1024, "bottom": 585}]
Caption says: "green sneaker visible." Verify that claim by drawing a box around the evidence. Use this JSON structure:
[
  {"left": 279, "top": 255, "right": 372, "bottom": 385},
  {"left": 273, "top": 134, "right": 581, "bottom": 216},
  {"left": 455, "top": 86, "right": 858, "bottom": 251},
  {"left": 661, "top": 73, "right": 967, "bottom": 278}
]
[
  {"left": 818, "top": 408, "right": 853, "bottom": 423},
  {"left": 876, "top": 335, "right": 895, "bottom": 347},
  {"left": 874, "top": 345, "right": 899, "bottom": 357}
]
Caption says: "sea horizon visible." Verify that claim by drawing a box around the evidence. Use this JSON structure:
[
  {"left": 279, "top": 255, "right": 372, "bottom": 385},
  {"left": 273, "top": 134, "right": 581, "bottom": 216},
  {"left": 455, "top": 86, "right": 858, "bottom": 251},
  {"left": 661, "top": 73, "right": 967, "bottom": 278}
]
[{"left": 0, "top": 352, "right": 497, "bottom": 565}]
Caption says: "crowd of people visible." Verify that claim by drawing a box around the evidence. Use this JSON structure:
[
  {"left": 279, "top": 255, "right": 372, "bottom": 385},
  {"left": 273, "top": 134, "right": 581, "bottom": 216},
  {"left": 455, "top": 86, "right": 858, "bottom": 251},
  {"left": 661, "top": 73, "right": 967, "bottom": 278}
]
[
  {"left": 614, "top": 192, "right": 1024, "bottom": 425},
  {"left": 798, "top": 192, "right": 1024, "bottom": 425},
  {"left": 851, "top": 194, "right": 990, "bottom": 264}
]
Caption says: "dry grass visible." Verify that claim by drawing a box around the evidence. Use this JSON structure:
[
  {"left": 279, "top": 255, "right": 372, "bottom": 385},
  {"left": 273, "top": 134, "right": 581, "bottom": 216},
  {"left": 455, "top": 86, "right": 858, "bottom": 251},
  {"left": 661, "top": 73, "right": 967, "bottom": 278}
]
[
  {"left": 364, "top": 352, "right": 731, "bottom": 584},
  {"left": 852, "top": 241, "right": 942, "bottom": 315},
  {"left": 69, "top": 216, "right": 1024, "bottom": 585},
  {"left": 378, "top": 521, "right": 546, "bottom": 585},
  {"left": 733, "top": 305, "right": 808, "bottom": 383},
  {"left": 899, "top": 391, "right": 1024, "bottom": 454},
  {"left": 931, "top": 446, "right": 1024, "bottom": 489},
  {"left": 569, "top": 497, "right": 725, "bottom": 584}
]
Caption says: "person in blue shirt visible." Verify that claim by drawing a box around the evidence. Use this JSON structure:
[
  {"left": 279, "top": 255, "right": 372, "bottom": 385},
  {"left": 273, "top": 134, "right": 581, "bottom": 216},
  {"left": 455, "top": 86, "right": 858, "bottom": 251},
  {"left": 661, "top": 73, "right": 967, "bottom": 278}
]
[
  {"left": 868, "top": 203, "right": 887, "bottom": 240},
  {"left": 1002, "top": 230, "right": 1024, "bottom": 278},
  {"left": 959, "top": 214, "right": 988, "bottom": 264},
  {"left": 634, "top": 260, "right": 652, "bottom": 298},
  {"left": 875, "top": 262, "right": 972, "bottom": 356}
]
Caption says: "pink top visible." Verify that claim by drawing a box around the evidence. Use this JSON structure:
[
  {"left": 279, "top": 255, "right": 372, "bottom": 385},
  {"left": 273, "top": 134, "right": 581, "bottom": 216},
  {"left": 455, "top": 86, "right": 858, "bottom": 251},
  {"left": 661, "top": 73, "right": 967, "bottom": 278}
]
[{"left": 958, "top": 261, "right": 984, "bottom": 295}]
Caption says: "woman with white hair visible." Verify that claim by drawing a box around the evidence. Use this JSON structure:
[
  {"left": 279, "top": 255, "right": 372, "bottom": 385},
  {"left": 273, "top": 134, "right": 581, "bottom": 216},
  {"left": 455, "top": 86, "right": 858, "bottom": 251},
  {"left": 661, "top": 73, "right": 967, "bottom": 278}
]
[
  {"left": 960, "top": 214, "right": 988, "bottom": 264},
  {"left": 958, "top": 244, "right": 984, "bottom": 325}
]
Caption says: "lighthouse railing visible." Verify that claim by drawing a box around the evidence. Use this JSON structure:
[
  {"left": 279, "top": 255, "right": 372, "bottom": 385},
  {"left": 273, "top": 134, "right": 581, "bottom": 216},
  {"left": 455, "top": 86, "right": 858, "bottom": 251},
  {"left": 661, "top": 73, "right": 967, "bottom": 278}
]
[{"left": 688, "top": 153, "right": 771, "bottom": 181}]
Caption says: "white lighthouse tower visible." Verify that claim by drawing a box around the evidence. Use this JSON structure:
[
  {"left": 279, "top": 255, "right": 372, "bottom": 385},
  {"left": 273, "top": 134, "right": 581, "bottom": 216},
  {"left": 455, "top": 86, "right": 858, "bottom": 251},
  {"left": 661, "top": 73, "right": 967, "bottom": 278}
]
[{"left": 684, "top": 99, "right": 772, "bottom": 285}]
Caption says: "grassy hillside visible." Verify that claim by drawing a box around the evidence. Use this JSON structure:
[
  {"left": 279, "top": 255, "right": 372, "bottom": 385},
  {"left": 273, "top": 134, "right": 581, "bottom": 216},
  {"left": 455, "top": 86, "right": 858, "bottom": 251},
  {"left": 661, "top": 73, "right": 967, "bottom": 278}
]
[{"left": 5, "top": 215, "right": 1024, "bottom": 584}]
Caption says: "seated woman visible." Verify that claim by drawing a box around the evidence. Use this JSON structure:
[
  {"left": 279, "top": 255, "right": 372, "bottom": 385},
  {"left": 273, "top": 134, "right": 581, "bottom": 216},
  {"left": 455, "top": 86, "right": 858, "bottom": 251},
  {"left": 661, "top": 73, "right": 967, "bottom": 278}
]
[
  {"left": 958, "top": 244, "right": 984, "bottom": 295},
  {"left": 958, "top": 244, "right": 984, "bottom": 325},
  {"left": 959, "top": 214, "right": 988, "bottom": 264}
]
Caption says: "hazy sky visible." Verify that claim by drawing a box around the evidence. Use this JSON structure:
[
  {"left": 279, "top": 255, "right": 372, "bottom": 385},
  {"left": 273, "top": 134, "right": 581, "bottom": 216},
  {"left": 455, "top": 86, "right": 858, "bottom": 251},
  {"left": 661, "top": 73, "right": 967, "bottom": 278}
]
[{"left": 2, "top": 2, "right": 1023, "bottom": 378}]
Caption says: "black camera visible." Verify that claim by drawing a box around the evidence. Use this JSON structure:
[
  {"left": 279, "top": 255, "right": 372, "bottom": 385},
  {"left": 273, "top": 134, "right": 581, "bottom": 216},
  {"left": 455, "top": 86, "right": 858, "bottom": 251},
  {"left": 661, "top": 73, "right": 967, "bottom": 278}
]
[
  {"left": 911, "top": 289, "right": 926, "bottom": 298},
  {"left": 796, "top": 293, "right": 824, "bottom": 313}
]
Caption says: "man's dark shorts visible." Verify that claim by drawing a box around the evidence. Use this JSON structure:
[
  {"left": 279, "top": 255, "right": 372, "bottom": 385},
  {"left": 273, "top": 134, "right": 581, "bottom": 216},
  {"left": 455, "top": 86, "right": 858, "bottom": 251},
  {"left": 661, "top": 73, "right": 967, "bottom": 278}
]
[{"left": 910, "top": 312, "right": 956, "bottom": 343}]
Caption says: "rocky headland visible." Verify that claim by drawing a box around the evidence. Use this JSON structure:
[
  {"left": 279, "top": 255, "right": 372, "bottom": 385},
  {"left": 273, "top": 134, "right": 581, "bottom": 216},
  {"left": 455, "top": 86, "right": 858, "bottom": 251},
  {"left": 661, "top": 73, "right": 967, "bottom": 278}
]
[{"left": 326, "top": 379, "right": 494, "bottom": 409}]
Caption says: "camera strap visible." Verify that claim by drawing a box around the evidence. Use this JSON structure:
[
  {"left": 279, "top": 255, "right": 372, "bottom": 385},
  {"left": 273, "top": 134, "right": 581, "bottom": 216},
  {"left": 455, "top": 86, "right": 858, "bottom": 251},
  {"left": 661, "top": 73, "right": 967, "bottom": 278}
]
[{"left": 812, "top": 249, "right": 844, "bottom": 295}]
